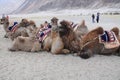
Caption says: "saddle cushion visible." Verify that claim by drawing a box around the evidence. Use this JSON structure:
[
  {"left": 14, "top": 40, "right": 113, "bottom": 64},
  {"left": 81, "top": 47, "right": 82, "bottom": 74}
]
[
  {"left": 99, "top": 31, "right": 120, "bottom": 49},
  {"left": 8, "top": 22, "right": 18, "bottom": 32},
  {"left": 100, "top": 31, "right": 115, "bottom": 42}
]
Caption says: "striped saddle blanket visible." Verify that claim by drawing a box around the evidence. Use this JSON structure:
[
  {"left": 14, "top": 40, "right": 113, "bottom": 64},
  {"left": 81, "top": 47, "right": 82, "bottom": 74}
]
[
  {"left": 37, "top": 28, "right": 51, "bottom": 42},
  {"left": 99, "top": 31, "right": 120, "bottom": 49},
  {"left": 8, "top": 22, "right": 18, "bottom": 33},
  {"left": 70, "top": 22, "right": 79, "bottom": 31}
]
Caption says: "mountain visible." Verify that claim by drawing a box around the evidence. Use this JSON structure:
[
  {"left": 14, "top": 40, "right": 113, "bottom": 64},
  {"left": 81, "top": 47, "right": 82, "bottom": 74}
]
[
  {"left": 11, "top": 0, "right": 120, "bottom": 14},
  {"left": 0, "top": 0, "right": 25, "bottom": 15}
]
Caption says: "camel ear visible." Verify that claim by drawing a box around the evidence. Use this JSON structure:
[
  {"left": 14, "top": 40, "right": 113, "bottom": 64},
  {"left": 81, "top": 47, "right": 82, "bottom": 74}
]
[
  {"left": 111, "top": 27, "right": 119, "bottom": 36},
  {"left": 80, "top": 20, "right": 85, "bottom": 26}
]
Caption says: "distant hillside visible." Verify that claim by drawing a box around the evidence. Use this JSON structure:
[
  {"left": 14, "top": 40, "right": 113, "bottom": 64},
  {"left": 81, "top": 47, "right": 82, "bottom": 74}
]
[
  {"left": 12, "top": 0, "right": 120, "bottom": 14},
  {"left": 0, "top": 0, "right": 25, "bottom": 15}
]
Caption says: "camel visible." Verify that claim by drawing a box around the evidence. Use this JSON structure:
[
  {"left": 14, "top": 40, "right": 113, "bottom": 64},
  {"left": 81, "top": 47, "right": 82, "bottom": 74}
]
[
  {"left": 0, "top": 17, "right": 36, "bottom": 40},
  {"left": 9, "top": 19, "right": 81, "bottom": 54},
  {"left": 78, "top": 27, "right": 120, "bottom": 59},
  {"left": 67, "top": 20, "right": 89, "bottom": 39},
  {"left": 74, "top": 20, "right": 89, "bottom": 38},
  {"left": 8, "top": 17, "right": 58, "bottom": 52},
  {"left": 8, "top": 27, "right": 41, "bottom": 52},
  {"left": 0, "top": 17, "right": 10, "bottom": 38},
  {"left": 36, "top": 20, "right": 81, "bottom": 54}
]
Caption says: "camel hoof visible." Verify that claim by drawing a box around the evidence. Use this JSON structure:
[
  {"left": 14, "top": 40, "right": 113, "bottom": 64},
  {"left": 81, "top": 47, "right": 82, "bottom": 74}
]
[
  {"left": 79, "top": 52, "right": 90, "bottom": 59},
  {"left": 8, "top": 48, "right": 16, "bottom": 52},
  {"left": 4, "top": 35, "right": 8, "bottom": 38},
  {"left": 62, "top": 49, "right": 70, "bottom": 54}
]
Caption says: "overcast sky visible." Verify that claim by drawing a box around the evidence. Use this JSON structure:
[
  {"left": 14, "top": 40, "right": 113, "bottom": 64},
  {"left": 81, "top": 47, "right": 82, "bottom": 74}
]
[{"left": 0, "top": 0, "right": 25, "bottom": 14}]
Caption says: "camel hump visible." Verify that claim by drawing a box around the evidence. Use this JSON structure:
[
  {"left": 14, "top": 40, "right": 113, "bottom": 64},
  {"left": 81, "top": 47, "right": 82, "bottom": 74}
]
[
  {"left": 111, "top": 27, "right": 119, "bottom": 36},
  {"left": 18, "top": 37, "right": 25, "bottom": 43}
]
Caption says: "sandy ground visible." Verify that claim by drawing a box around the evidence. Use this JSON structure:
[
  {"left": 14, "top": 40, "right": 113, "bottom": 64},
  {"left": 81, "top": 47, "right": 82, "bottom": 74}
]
[{"left": 0, "top": 15, "right": 120, "bottom": 80}]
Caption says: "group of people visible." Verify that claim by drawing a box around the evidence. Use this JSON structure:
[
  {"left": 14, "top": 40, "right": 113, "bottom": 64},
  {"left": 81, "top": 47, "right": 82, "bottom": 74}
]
[{"left": 92, "top": 12, "right": 100, "bottom": 23}]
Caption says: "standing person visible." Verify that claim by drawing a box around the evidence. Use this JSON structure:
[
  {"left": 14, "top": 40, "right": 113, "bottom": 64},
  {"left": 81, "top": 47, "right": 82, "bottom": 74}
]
[
  {"left": 2, "top": 14, "right": 5, "bottom": 18},
  {"left": 92, "top": 14, "right": 95, "bottom": 23},
  {"left": 6, "top": 15, "right": 9, "bottom": 20},
  {"left": 96, "top": 12, "right": 100, "bottom": 23}
]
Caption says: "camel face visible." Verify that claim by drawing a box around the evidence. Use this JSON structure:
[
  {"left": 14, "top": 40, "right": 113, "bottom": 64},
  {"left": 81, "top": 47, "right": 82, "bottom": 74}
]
[
  {"left": 79, "top": 27, "right": 120, "bottom": 59},
  {"left": 51, "top": 17, "right": 58, "bottom": 25},
  {"left": 0, "top": 18, "right": 9, "bottom": 25}
]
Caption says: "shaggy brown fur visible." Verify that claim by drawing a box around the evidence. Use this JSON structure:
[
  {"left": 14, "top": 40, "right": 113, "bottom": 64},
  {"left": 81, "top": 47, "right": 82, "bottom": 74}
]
[
  {"left": 9, "top": 19, "right": 81, "bottom": 54},
  {"left": 79, "top": 27, "right": 120, "bottom": 59},
  {"left": 58, "top": 20, "right": 81, "bottom": 53}
]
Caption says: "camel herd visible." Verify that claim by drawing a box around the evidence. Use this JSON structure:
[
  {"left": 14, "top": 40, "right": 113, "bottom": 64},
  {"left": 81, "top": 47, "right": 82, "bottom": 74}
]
[{"left": 0, "top": 17, "right": 120, "bottom": 59}]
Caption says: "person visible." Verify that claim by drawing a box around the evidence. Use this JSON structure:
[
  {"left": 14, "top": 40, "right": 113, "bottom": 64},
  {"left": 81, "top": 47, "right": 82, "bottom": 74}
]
[
  {"left": 2, "top": 14, "right": 5, "bottom": 19},
  {"left": 96, "top": 12, "right": 100, "bottom": 23},
  {"left": 44, "top": 21, "right": 48, "bottom": 28},
  {"left": 6, "top": 15, "right": 9, "bottom": 20},
  {"left": 92, "top": 14, "right": 95, "bottom": 23}
]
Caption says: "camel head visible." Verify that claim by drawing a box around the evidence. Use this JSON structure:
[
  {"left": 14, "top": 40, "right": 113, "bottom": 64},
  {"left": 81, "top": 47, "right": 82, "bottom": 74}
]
[
  {"left": 51, "top": 17, "right": 58, "bottom": 26},
  {"left": 0, "top": 17, "right": 9, "bottom": 25}
]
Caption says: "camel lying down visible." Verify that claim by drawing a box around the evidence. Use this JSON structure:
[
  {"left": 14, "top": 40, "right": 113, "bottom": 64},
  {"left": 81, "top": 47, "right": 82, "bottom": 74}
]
[
  {"left": 9, "top": 20, "right": 81, "bottom": 54},
  {"left": 9, "top": 36, "right": 42, "bottom": 52},
  {"left": 78, "top": 27, "right": 120, "bottom": 59},
  {"left": 0, "top": 17, "right": 36, "bottom": 40}
]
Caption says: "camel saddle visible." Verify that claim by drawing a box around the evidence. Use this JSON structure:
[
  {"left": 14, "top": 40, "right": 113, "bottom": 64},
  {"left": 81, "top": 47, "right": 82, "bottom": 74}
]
[
  {"left": 99, "top": 31, "right": 120, "bottom": 49},
  {"left": 8, "top": 22, "right": 18, "bottom": 33},
  {"left": 37, "top": 28, "right": 51, "bottom": 43}
]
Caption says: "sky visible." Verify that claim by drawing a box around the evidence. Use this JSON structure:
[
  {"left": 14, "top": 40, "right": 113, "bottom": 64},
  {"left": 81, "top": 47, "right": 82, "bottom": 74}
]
[{"left": 0, "top": 0, "right": 25, "bottom": 14}]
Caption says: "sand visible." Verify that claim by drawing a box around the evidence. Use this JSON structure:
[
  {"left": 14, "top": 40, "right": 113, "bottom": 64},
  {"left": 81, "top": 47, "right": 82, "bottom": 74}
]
[{"left": 0, "top": 15, "right": 120, "bottom": 80}]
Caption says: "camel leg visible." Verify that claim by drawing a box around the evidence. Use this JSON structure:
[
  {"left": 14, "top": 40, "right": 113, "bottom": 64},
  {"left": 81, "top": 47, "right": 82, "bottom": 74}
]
[
  {"left": 31, "top": 41, "right": 41, "bottom": 52},
  {"left": 51, "top": 37, "right": 64, "bottom": 54},
  {"left": 43, "top": 37, "right": 52, "bottom": 51},
  {"left": 61, "top": 49, "right": 70, "bottom": 54},
  {"left": 8, "top": 45, "right": 19, "bottom": 51},
  {"left": 116, "top": 46, "right": 120, "bottom": 56}
]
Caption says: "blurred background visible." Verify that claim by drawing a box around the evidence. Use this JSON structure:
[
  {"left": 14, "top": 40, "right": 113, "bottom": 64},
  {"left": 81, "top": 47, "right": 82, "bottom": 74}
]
[{"left": 0, "top": 0, "right": 120, "bottom": 15}]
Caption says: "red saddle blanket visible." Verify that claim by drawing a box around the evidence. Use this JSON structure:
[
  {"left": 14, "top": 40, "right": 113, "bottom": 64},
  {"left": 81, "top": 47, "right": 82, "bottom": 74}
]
[{"left": 99, "top": 31, "right": 120, "bottom": 49}]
